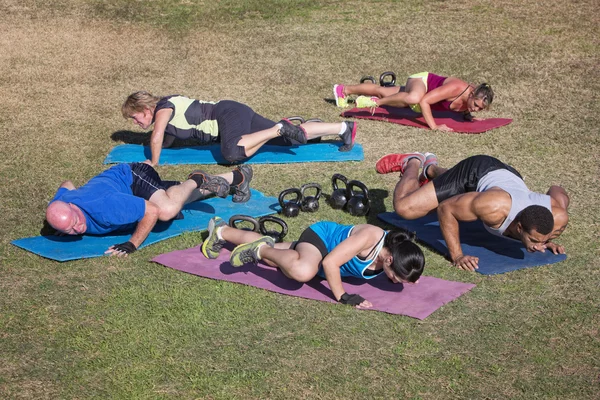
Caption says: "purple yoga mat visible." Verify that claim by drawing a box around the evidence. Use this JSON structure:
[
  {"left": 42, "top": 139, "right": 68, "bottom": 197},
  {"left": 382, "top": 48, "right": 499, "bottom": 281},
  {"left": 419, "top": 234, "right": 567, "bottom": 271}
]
[{"left": 152, "top": 246, "right": 476, "bottom": 319}]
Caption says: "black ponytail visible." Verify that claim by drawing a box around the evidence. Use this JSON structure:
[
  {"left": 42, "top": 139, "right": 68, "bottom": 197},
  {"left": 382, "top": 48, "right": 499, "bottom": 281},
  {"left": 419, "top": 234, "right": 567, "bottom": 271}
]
[{"left": 383, "top": 228, "right": 425, "bottom": 283}]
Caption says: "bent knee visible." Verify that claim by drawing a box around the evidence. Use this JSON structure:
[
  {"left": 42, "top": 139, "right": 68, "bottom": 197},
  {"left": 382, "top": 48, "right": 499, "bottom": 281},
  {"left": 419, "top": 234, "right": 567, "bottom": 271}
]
[
  {"left": 404, "top": 93, "right": 424, "bottom": 105},
  {"left": 394, "top": 201, "right": 421, "bottom": 220},
  {"left": 158, "top": 204, "right": 181, "bottom": 221},
  {"left": 288, "top": 263, "right": 317, "bottom": 283}
]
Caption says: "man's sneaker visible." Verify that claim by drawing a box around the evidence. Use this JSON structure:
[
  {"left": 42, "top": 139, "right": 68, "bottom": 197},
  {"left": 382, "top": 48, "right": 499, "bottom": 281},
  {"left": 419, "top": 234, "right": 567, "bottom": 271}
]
[
  {"left": 229, "top": 236, "right": 275, "bottom": 267},
  {"left": 355, "top": 95, "right": 378, "bottom": 109},
  {"left": 375, "top": 153, "right": 425, "bottom": 174},
  {"left": 278, "top": 119, "right": 307, "bottom": 144},
  {"left": 419, "top": 152, "right": 438, "bottom": 183},
  {"left": 339, "top": 121, "right": 357, "bottom": 152},
  {"left": 231, "top": 164, "right": 253, "bottom": 203},
  {"left": 201, "top": 217, "right": 227, "bottom": 259},
  {"left": 333, "top": 84, "right": 348, "bottom": 108},
  {"left": 188, "top": 170, "right": 230, "bottom": 198}
]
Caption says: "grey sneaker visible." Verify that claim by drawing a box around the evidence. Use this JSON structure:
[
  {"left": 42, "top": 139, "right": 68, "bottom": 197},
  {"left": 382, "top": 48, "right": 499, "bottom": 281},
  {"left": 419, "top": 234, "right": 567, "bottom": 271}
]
[
  {"left": 229, "top": 236, "right": 275, "bottom": 267},
  {"left": 201, "top": 217, "right": 228, "bottom": 259},
  {"left": 278, "top": 119, "right": 307, "bottom": 144},
  {"left": 188, "top": 170, "right": 230, "bottom": 198},
  {"left": 339, "top": 121, "right": 357, "bottom": 152},
  {"left": 231, "top": 164, "right": 253, "bottom": 203}
]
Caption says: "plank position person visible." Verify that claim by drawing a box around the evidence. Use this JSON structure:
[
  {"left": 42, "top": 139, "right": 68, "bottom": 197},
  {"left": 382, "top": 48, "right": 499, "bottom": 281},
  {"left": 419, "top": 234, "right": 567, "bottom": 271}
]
[
  {"left": 121, "top": 91, "right": 358, "bottom": 166},
  {"left": 201, "top": 217, "right": 425, "bottom": 309},
  {"left": 333, "top": 72, "right": 493, "bottom": 131},
  {"left": 376, "top": 153, "right": 569, "bottom": 271},
  {"left": 45, "top": 162, "right": 252, "bottom": 256}
]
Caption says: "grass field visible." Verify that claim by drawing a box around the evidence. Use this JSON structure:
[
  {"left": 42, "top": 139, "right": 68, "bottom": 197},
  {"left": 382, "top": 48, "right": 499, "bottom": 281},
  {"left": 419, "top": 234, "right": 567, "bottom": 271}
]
[{"left": 1, "top": 0, "right": 599, "bottom": 398}]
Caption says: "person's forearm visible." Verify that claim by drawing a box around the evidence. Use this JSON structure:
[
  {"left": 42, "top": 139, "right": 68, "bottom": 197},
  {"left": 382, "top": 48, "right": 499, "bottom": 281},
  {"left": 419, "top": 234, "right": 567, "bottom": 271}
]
[
  {"left": 322, "top": 262, "right": 345, "bottom": 301},
  {"left": 149, "top": 137, "right": 163, "bottom": 166},
  {"left": 128, "top": 205, "right": 160, "bottom": 248},
  {"left": 438, "top": 205, "right": 463, "bottom": 261},
  {"left": 420, "top": 102, "right": 437, "bottom": 129}
]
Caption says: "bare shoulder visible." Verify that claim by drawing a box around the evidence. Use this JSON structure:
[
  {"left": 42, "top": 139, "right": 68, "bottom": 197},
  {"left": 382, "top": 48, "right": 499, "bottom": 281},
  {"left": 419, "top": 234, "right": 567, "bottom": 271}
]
[{"left": 472, "top": 189, "right": 511, "bottom": 226}]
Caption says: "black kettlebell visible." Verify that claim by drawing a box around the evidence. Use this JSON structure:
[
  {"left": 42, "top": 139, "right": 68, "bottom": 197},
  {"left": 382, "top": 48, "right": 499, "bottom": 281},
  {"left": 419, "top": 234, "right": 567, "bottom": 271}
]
[
  {"left": 278, "top": 188, "right": 303, "bottom": 217},
  {"left": 330, "top": 173, "right": 349, "bottom": 210},
  {"left": 345, "top": 180, "right": 371, "bottom": 216},
  {"left": 379, "top": 71, "right": 397, "bottom": 87},
  {"left": 300, "top": 183, "right": 322, "bottom": 213},
  {"left": 258, "top": 216, "right": 288, "bottom": 243},
  {"left": 360, "top": 75, "right": 376, "bottom": 84},
  {"left": 228, "top": 215, "right": 260, "bottom": 232}
]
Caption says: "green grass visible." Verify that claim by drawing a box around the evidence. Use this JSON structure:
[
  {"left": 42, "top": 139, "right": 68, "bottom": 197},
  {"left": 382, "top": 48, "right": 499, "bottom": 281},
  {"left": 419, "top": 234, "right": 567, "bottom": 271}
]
[{"left": 1, "top": 0, "right": 599, "bottom": 398}]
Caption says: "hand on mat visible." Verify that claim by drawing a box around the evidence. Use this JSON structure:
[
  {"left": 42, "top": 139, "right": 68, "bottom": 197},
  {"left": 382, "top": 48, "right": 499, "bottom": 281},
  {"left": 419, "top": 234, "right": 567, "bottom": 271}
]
[
  {"left": 142, "top": 159, "right": 155, "bottom": 167},
  {"left": 453, "top": 254, "right": 479, "bottom": 271},
  {"left": 435, "top": 124, "right": 454, "bottom": 132},
  {"left": 105, "top": 241, "right": 137, "bottom": 257},
  {"left": 339, "top": 293, "right": 373, "bottom": 309},
  {"left": 543, "top": 242, "right": 565, "bottom": 255}
]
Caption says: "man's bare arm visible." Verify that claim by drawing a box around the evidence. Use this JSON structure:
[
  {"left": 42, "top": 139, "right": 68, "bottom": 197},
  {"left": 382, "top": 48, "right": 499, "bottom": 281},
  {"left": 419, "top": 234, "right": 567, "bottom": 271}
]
[{"left": 105, "top": 200, "right": 160, "bottom": 256}]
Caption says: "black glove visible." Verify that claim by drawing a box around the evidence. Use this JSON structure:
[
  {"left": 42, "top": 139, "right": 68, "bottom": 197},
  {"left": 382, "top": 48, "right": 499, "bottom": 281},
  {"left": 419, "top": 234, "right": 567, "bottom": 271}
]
[
  {"left": 111, "top": 241, "right": 137, "bottom": 254},
  {"left": 339, "top": 292, "right": 366, "bottom": 306}
]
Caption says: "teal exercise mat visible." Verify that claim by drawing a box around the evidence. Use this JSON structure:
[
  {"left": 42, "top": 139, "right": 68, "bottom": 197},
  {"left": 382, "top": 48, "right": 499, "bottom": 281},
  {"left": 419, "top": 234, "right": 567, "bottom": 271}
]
[
  {"left": 104, "top": 142, "right": 364, "bottom": 165},
  {"left": 378, "top": 212, "right": 567, "bottom": 275},
  {"left": 12, "top": 189, "right": 277, "bottom": 262}
]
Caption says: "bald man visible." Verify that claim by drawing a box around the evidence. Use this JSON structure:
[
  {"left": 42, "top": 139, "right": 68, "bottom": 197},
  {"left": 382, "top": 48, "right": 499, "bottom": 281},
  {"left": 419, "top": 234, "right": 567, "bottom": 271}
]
[
  {"left": 45, "top": 162, "right": 252, "bottom": 256},
  {"left": 376, "top": 153, "right": 569, "bottom": 271}
]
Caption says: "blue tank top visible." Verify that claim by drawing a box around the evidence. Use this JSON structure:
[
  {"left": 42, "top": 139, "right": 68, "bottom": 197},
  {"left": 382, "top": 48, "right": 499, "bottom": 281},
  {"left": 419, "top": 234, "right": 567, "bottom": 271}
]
[{"left": 310, "top": 221, "right": 387, "bottom": 279}]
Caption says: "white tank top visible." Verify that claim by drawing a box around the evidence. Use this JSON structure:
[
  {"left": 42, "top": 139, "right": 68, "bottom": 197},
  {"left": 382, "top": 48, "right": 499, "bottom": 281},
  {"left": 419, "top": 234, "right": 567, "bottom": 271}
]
[{"left": 476, "top": 169, "right": 552, "bottom": 237}]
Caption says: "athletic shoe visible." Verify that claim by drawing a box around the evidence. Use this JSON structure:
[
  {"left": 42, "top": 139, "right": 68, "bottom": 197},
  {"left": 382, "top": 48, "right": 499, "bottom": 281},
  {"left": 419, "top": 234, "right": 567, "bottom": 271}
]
[
  {"left": 231, "top": 164, "right": 253, "bottom": 203},
  {"left": 229, "top": 236, "right": 275, "bottom": 267},
  {"left": 333, "top": 84, "right": 348, "bottom": 108},
  {"left": 188, "top": 170, "right": 231, "bottom": 198},
  {"left": 419, "top": 152, "right": 438, "bottom": 182},
  {"left": 355, "top": 95, "right": 378, "bottom": 109},
  {"left": 339, "top": 121, "right": 357, "bottom": 152},
  {"left": 278, "top": 119, "right": 307, "bottom": 144},
  {"left": 375, "top": 152, "right": 425, "bottom": 174},
  {"left": 201, "top": 216, "right": 227, "bottom": 259}
]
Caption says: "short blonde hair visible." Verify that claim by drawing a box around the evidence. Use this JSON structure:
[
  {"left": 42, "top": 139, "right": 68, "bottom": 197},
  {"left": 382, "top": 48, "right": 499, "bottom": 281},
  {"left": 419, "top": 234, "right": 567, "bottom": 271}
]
[{"left": 121, "top": 91, "right": 161, "bottom": 118}]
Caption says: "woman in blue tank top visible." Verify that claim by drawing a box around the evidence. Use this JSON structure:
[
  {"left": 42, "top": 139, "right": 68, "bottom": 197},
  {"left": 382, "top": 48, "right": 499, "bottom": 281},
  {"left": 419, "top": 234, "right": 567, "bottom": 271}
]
[{"left": 202, "top": 218, "right": 425, "bottom": 309}]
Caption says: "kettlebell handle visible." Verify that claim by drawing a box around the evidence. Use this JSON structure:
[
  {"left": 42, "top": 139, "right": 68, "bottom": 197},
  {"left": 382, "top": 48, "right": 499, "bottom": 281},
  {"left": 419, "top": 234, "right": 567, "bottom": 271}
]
[
  {"left": 331, "top": 173, "right": 348, "bottom": 191},
  {"left": 300, "top": 183, "right": 322, "bottom": 200},
  {"left": 285, "top": 116, "right": 305, "bottom": 124},
  {"left": 228, "top": 215, "right": 260, "bottom": 232},
  {"left": 360, "top": 75, "right": 376, "bottom": 84},
  {"left": 258, "top": 216, "right": 288, "bottom": 242},
  {"left": 379, "top": 71, "right": 397, "bottom": 87},
  {"left": 345, "top": 180, "right": 369, "bottom": 200},
  {"left": 278, "top": 188, "right": 303, "bottom": 207}
]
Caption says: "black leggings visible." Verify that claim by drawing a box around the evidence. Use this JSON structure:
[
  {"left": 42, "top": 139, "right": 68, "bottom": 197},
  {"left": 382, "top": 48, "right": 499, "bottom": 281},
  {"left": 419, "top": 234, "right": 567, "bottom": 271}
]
[
  {"left": 432, "top": 155, "right": 522, "bottom": 203},
  {"left": 216, "top": 100, "right": 300, "bottom": 163}
]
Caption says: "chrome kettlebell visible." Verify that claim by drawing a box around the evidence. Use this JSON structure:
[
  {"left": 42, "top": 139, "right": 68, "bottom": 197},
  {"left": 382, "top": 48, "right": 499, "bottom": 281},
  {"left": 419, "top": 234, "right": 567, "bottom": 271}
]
[
  {"left": 330, "top": 173, "right": 349, "bottom": 210},
  {"left": 258, "top": 216, "right": 288, "bottom": 243},
  {"left": 278, "top": 188, "right": 303, "bottom": 217},
  {"left": 300, "top": 183, "right": 322, "bottom": 213},
  {"left": 345, "top": 180, "right": 371, "bottom": 216}
]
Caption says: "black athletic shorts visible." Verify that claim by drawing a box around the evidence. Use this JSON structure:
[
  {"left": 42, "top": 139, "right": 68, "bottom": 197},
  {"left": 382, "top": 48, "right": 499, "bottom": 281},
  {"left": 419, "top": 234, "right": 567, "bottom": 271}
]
[
  {"left": 432, "top": 155, "right": 522, "bottom": 203},
  {"left": 293, "top": 227, "right": 329, "bottom": 259},
  {"left": 129, "top": 163, "right": 180, "bottom": 200},
  {"left": 215, "top": 100, "right": 301, "bottom": 163}
]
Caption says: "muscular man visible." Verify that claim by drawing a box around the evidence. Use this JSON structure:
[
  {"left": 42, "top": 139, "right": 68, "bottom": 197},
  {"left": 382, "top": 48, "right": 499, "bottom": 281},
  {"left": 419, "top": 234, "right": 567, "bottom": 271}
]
[
  {"left": 45, "top": 162, "right": 252, "bottom": 256},
  {"left": 376, "top": 153, "right": 569, "bottom": 271}
]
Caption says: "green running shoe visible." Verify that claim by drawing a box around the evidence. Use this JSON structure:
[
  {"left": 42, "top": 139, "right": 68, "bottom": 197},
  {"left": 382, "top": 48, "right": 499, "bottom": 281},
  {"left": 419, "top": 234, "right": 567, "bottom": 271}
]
[
  {"left": 229, "top": 236, "right": 275, "bottom": 267},
  {"left": 355, "top": 95, "right": 378, "bottom": 109},
  {"left": 201, "top": 216, "right": 227, "bottom": 259}
]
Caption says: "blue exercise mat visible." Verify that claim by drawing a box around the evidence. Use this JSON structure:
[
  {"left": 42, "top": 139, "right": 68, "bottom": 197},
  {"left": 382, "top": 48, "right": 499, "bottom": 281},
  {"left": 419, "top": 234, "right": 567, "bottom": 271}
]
[
  {"left": 12, "top": 189, "right": 278, "bottom": 262},
  {"left": 378, "top": 212, "right": 567, "bottom": 275},
  {"left": 103, "top": 142, "right": 364, "bottom": 165}
]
